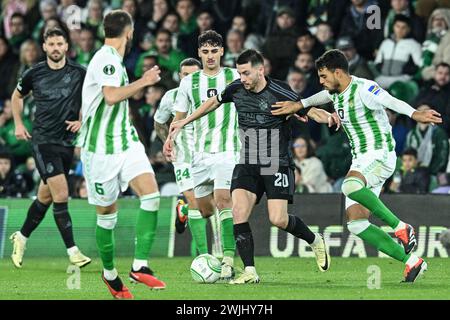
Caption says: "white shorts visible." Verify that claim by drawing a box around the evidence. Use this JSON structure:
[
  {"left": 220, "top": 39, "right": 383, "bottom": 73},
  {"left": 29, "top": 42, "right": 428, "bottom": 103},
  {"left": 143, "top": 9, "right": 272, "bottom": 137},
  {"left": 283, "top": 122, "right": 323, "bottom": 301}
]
[
  {"left": 345, "top": 150, "right": 397, "bottom": 209},
  {"left": 192, "top": 151, "right": 239, "bottom": 198},
  {"left": 173, "top": 162, "right": 194, "bottom": 193},
  {"left": 81, "top": 142, "right": 154, "bottom": 206}
]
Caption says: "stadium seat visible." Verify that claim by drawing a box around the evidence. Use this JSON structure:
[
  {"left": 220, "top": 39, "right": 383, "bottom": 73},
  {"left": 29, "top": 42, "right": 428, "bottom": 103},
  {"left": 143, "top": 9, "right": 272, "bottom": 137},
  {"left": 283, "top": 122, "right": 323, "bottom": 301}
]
[{"left": 388, "top": 80, "right": 419, "bottom": 105}]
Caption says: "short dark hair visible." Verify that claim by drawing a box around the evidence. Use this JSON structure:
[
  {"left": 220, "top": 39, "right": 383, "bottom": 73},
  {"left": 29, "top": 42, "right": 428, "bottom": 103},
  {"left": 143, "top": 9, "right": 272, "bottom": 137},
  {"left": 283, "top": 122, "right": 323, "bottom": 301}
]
[
  {"left": 103, "top": 10, "right": 133, "bottom": 38},
  {"left": 315, "top": 49, "right": 349, "bottom": 73},
  {"left": 402, "top": 147, "right": 418, "bottom": 158},
  {"left": 393, "top": 14, "right": 411, "bottom": 28},
  {"left": 0, "top": 152, "right": 12, "bottom": 161},
  {"left": 44, "top": 27, "right": 68, "bottom": 42},
  {"left": 156, "top": 28, "right": 172, "bottom": 38},
  {"left": 436, "top": 62, "right": 450, "bottom": 71},
  {"left": 198, "top": 30, "right": 223, "bottom": 48},
  {"left": 11, "top": 12, "right": 25, "bottom": 22},
  {"left": 180, "top": 57, "right": 201, "bottom": 69},
  {"left": 236, "top": 49, "right": 264, "bottom": 67}
]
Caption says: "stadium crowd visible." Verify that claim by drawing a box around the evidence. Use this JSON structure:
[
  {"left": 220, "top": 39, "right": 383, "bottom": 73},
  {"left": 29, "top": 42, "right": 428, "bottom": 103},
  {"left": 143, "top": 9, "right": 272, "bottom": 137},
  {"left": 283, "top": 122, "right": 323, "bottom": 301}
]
[{"left": 1, "top": 0, "right": 450, "bottom": 199}]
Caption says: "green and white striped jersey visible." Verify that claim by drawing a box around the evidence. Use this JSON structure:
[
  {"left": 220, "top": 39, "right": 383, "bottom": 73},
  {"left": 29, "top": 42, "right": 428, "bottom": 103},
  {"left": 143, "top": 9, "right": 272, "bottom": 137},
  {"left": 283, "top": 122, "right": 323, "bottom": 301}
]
[
  {"left": 328, "top": 76, "right": 396, "bottom": 158},
  {"left": 154, "top": 88, "right": 194, "bottom": 163},
  {"left": 76, "top": 45, "right": 139, "bottom": 154},
  {"left": 173, "top": 67, "right": 240, "bottom": 153}
]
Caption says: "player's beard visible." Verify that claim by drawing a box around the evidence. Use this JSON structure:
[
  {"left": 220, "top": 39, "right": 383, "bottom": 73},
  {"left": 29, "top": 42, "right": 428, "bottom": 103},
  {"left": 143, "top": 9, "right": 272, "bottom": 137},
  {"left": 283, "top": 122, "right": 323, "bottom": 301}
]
[{"left": 48, "top": 51, "right": 64, "bottom": 63}]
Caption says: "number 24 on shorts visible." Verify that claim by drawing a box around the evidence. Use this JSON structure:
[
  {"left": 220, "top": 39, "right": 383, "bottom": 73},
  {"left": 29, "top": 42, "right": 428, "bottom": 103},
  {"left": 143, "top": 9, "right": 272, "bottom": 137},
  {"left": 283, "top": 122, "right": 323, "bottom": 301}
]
[{"left": 176, "top": 168, "right": 191, "bottom": 182}]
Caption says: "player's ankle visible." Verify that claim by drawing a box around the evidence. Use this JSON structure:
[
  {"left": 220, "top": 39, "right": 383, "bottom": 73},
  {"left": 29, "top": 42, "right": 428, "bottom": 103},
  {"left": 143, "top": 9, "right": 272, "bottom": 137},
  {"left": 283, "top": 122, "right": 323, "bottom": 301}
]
[
  {"left": 103, "top": 268, "right": 118, "bottom": 280},
  {"left": 394, "top": 221, "right": 406, "bottom": 233},
  {"left": 132, "top": 259, "right": 148, "bottom": 271},
  {"left": 67, "top": 246, "right": 79, "bottom": 256}
]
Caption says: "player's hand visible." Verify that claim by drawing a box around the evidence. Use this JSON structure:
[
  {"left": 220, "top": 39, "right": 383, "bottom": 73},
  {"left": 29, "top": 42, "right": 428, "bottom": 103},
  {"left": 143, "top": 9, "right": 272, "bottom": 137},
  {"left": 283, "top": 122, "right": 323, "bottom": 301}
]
[
  {"left": 65, "top": 120, "right": 82, "bottom": 133},
  {"left": 163, "top": 138, "right": 175, "bottom": 162},
  {"left": 15, "top": 124, "right": 32, "bottom": 140},
  {"left": 142, "top": 66, "right": 161, "bottom": 86},
  {"left": 271, "top": 101, "right": 303, "bottom": 116},
  {"left": 329, "top": 112, "right": 341, "bottom": 131},
  {"left": 412, "top": 109, "right": 442, "bottom": 125},
  {"left": 293, "top": 114, "right": 309, "bottom": 122},
  {"left": 168, "top": 119, "right": 186, "bottom": 140}
]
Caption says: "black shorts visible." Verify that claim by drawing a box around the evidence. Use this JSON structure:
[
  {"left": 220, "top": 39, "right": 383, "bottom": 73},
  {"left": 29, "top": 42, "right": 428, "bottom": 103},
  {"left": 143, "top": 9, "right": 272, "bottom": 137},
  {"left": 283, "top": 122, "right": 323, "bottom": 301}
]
[
  {"left": 230, "top": 164, "right": 295, "bottom": 205},
  {"left": 32, "top": 144, "right": 74, "bottom": 183}
]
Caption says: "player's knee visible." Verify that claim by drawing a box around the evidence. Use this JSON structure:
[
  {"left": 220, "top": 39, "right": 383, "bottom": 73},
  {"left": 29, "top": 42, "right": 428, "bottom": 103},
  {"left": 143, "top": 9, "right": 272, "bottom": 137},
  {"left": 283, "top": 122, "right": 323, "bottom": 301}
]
[
  {"left": 347, "top": 219, "right": 370, "bottom": 235},
  {"left": 52, "top": 190, "right": 69, "bottom": 203},
  {"left": 269, "top": 214, "right": 288, "bottom": 229},
  {"left": 97, "top": 212, "right": 118, "bottom": 230},
  {"left": 341, "top": 177, "right": 365, "bottom": 197},
  {"left": 140, "top": 192, "right": 160, "bottom": 211}
]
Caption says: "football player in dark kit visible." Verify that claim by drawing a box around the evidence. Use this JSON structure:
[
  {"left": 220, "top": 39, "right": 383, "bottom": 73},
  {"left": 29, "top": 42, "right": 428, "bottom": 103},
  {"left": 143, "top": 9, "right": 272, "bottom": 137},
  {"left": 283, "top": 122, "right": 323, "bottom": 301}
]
[
  {"left": 170, "top": 49, "right": 339, "bottom": 284},
  {"left": 10, "top": 28, "right": 91, "bottom": 269}
]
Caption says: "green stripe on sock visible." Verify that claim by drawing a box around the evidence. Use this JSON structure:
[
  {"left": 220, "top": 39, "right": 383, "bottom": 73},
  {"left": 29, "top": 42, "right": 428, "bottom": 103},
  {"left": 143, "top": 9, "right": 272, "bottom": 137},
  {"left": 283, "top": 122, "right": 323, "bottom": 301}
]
[
  {"left": 96, "top": 225, "right": 115, "bottom": 270},
  {"left": 219, "top": 209, "right": 235, "bottom": 257},
  {"left": 357, "top": 224, "right": 408, "bottom": 262},
  {"left": 188, "top": 213, "right": 208, "bottom": 255},
  {"left": 348, "top": 187, "right": 400, "bottom": 229},
  {"left": 135, "top": 208, "right": 158, "bottom": 260}
]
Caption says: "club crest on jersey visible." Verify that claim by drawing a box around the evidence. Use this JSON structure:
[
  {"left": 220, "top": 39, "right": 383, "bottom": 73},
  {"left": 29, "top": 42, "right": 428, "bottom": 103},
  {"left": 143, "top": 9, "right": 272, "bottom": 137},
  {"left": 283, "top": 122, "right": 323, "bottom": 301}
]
[
  {"left": 368, "top": 85, "right": 382, "bottom": 96},
  {"left": 207, "top": 88, "right": 218, "bottom": 97},
  {"left": 103, "top": 65, "right": 115, "bottom": 75}
]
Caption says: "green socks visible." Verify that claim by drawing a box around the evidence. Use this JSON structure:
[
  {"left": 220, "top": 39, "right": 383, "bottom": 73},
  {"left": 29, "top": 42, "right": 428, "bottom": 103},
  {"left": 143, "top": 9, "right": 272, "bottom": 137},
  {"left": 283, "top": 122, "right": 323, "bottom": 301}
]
[
  {"left": 96, "top": 213, "right": 117, "bottom": 270},
  {"left": 348, "top": 219, "right": 409, "bottom": 263},
  {"left": 188, "top": 209, "right": 208, "bottom": 254},
  {"left": 348, "top": 187, "right": 400, "bottom": 229},
  {"left": 134, "top": 208, "right": 158, "bottom": 260},
  {"left": 219, "top": 208, "right": 235, "bottom": 258}
]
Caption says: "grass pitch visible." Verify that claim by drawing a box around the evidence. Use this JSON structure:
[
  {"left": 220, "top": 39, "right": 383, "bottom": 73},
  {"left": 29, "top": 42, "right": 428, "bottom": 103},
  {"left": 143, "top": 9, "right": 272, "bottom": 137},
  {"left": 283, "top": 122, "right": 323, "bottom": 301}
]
[{"left": 0, "top": 257, "right": 449, "bottom": 300}]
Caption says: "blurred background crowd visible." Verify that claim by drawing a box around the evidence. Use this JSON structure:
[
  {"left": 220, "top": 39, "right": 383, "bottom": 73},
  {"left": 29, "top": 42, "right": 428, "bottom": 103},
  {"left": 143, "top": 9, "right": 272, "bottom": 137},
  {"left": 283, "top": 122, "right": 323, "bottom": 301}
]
[{"left": 1, "top": 0, "right": 450, "bottom": 199}]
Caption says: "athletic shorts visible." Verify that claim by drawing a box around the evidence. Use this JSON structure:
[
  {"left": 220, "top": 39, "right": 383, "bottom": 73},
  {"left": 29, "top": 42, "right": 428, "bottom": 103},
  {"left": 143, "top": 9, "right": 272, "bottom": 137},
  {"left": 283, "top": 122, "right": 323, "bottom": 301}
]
[
  {"left": 32, "top": 144, "right": 74, "bottom": 183},
  {"left": 173, "top": 161, "right": 194, "bottom": 193},
  {"left": 345, "top": 149, "right": 397, "bottom": 209},
  {"left": 230, "top": 164, "right": 295, "bottom": 205},
  {"left": 191, "top": 151, "right": 239, "bottom": 198},
  {"left": 81, "top": 141, "right": 154, "bottom": 206}
]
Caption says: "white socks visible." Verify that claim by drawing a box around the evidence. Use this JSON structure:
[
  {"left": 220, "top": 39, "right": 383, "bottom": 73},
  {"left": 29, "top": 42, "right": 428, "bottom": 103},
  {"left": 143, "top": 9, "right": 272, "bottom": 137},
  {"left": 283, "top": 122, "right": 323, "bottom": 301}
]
[
  {"left": 103, "top": 268, "right": 118, "bottom": 281},
  {"left": 406, "top": 254, "right": 420, "bottom": 268},
  {"left": 67, "top": 246, "right": 79, "bottom": 256},
  {"left": 132, "top": 259, "right": 148, "bottom": 271}
]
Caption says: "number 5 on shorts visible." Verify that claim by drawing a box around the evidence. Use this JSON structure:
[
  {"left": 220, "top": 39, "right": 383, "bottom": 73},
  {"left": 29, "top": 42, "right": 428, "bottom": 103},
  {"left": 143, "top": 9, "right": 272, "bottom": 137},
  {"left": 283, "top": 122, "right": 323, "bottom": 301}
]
[{"left": 95, "top": 182, "right": 105, "bottom": 195}]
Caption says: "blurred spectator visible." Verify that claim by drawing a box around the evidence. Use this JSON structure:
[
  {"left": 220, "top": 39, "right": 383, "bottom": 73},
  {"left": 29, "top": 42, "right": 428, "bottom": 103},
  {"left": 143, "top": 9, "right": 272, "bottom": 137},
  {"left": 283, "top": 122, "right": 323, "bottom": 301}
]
[
  {"left": 37, "top": 16, "right": 71, "bottom": 48},
  {"left": 375, "top": 15, "right": 422, "bottom": 88},
  {"left": 8, "top": 12, "right": 29, "bottom": 55},
  {"left": 21, "top": 156, "right": 40, "bottom": 197},
  {"left": 134, "top": 51, "right": 176, "bottom": 89},
  {"left": 231, "top": 15, "right": 264, "bottom": 51},
  {"left": 263, "top": 57, "right": 272, "bottom": 77},
  {"left": 179, "top": 9, "right": 214, "bottom": 58},
  {"left": 32, "top": 0, "right": 58, "bottom": 41},
  {"left": 223, "top": 29, "right": 244, "bottom": 68},
  {"left": 405, "top": 105, "right": 449, "bottom": 175},
  {"left": 314, "top": 22, "right": 334, "bottom": 51},
  {"left": 17, "top": 39, "right": 42, "bottom": 78},
  {"left": 257, "top": 1, "right": 308, "bottom": 36},
  {"left": 386, "top": 109, "right": 411, "bottom": 154},
  {"left": 420, "top": 8, "right": 450, "bottom": 77},
  {"left": 263, "top": 6, "right": 299, "bottom": 80},
  {"left": 82, "top": 0, "right": 106, "bottom": 42},
  {"left": 339, "top": 0, "right": 384, "bottom": 60},
  {"left": 150, "top": 151, "right": 175, "bottom": 189},
  {"left": 162, "top": 12, "right": 181, "bottom": 50},
  {"left": 383, "top": 0, "right": 426, "bottom": 43},
  {"left": 308, "top": 0, "right": 349, "bottom": 37},
  {"left": 2, "top": 0, "right": 30, "bottom": 39},
  {"left": 414, "top": 62, "right": 450, "bottom": 134},
  {"left": 0, "top": 152, "right": 27, "bottom": 198},
  {"left": 72, "top": 176, "right": 88, "bottom": 198},
  {"left": 58, "top": 0, "right": 77, "bottom": 23},
  {"left": 176, "top": 0, "right": 197, "bottom": 36},
  {"left": 0, "top": 99, "right": 32, "bottom": 165},
  {"left": 336, "top": 36, "right": 375, "bottom": 80},
  {"left": 316, "top": 130, "right": 352, "bottom": 191},
  {"left": 432, "top": 172, "right": 450, "bottom": 194},
  {"left": 287, "top": 68, "right": 316, "bottom": 98},
  {"left": 74, "top": 27, "right": 98, "bottom": 67},
  {"left": 292, "top": 136, "right": 332, "bottom": 193},
  {"left": 390, "top": 148, "right": 430, "bottom": 193},
  {"left": 153, "top": 28, "right": 186, "bottom": 76},
  {"left": 296, "top": 28, "right": 325, "bottom": 61},
  {"left": 422, "top": 12, "right": 450, "bottom": 81},
  {"left": 0, "top": 36, "right": 20, "bottom": 101},
  {"left": 143, "top": 0, "right": 171, "bottom": 35},
  {"left": 293, "top": 52, "right": 321, "bottom": 93},
  {"left": 294, "top": 166, "right": 309, "bottom": 194}
]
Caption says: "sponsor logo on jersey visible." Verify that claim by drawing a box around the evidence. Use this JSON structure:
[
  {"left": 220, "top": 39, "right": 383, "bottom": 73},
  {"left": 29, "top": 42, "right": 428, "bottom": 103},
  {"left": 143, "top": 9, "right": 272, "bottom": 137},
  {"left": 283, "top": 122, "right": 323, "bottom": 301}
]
[
  {"left": 368, "top": 85, "right": 382, "bottom": 96},
  {"left": 207, "top": 88, "right": 218, "bottom": 97},
  {"left": 103, "top": 64, "right": 115, "bottom": 75}
]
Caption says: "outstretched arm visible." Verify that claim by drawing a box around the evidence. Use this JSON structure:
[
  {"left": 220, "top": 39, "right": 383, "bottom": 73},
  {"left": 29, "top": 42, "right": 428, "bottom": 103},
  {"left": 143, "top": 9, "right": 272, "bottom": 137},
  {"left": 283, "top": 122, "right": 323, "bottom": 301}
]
[{"left": 271, "top": 90, "right": 332, "bottom": 116}]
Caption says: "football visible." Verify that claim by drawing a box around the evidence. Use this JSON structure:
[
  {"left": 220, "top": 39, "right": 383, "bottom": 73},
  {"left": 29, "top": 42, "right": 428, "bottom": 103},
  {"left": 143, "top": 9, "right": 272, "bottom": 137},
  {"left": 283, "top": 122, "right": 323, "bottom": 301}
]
[{"left": 190, "top": 254, "right": 222, "bottom": 283}]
